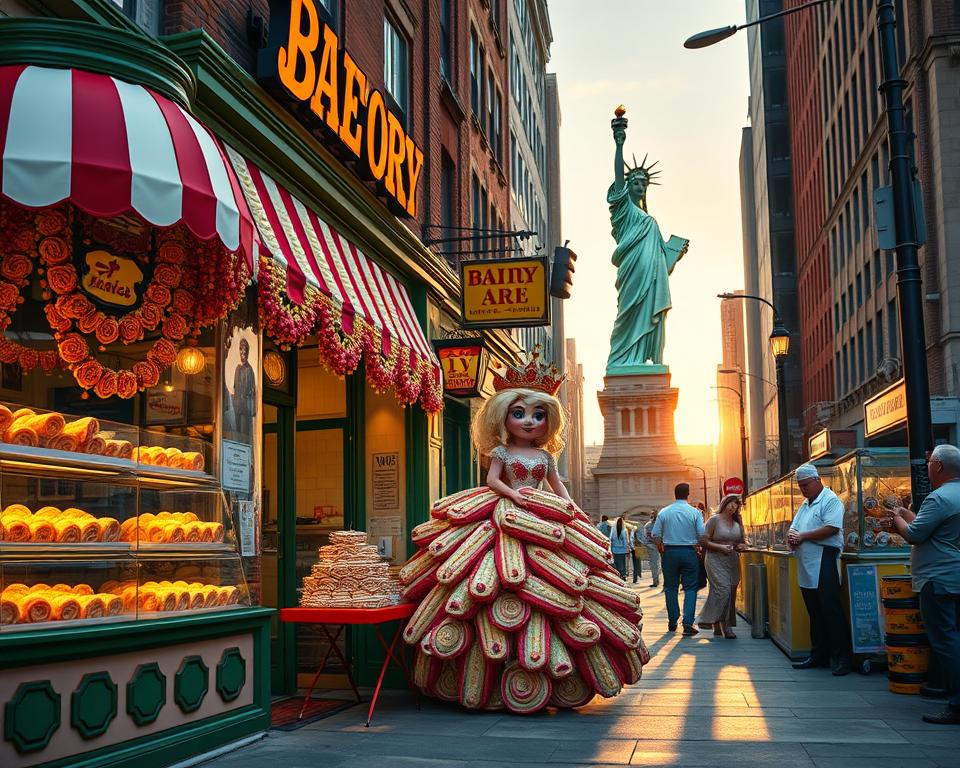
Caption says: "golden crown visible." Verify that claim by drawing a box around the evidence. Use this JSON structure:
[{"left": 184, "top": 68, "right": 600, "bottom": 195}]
[{"left": 492, "top": 348, "right": 564, "bottom": 396}]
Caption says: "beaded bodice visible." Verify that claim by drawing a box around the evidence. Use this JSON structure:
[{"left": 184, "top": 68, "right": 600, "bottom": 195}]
[{"left": 490, "top": 445, "right": 555, "bottom": 489}]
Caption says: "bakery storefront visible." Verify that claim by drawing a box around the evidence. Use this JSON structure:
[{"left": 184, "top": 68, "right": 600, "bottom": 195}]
[{"left": 0, "top": 20, "right": 273, "bottom": 768}]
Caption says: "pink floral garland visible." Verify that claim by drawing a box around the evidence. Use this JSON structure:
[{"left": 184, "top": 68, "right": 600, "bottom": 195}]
[{"left": 256, "top": 253, "right": 443, "bottom": 412}]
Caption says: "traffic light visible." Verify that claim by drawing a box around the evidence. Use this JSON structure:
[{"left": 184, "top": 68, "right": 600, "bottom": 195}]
[{"left": 550, "top": 243, "right": 577, "bottom": 299}]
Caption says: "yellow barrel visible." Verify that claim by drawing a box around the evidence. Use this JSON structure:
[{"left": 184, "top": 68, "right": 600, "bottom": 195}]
[
  {"left": 880, "top": 575, "right": 914, "bottom": 601},
  {"left": 885, "top": 642, "right": 929, "bottom": 676},
  {"left": 884, "top": 607, "right": 925, "bottom": 635}
]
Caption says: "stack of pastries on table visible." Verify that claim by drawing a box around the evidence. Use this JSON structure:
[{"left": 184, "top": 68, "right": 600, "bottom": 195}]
[
  {"left": 0, "top": 404, "right": 205, "bottom": 471},
  {"left": 121, "top": 512, "right": 225, "bottom": 544},
  {"left": 0, "top": 579, "right": 242, "bottom": 626},
  {"left": 0, "top": 504, "right": 121, "bottom": 542}
]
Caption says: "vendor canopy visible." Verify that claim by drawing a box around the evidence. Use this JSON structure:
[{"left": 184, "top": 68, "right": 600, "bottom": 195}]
[
  {"left": 0, "top": 65, "right": 256, "bottom": 267},
  {"left": 225, "top": 147, "right": 442, "bottom": 412}
]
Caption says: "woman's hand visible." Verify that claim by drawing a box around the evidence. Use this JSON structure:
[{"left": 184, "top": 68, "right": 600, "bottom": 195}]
[{"left": 504, "top": 489, "right": 527, "bottom": 508}]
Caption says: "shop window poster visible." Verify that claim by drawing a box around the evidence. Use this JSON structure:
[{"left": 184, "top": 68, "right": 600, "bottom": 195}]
[{"left": 223, "top": 324, "right": 259, "bottom": 444}]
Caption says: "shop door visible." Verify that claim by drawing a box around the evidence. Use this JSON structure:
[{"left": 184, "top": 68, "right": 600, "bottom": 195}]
[
  {"left": 262, "top": 399, "right": 296, "bottom": 694},
  {"left": 443, "top": 399, "right": 474, "bottom": 495}
]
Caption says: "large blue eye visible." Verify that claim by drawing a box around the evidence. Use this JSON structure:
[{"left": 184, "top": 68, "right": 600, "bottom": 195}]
[
  {"left": 533, "top": 410, "right": 546, "bottom": 422},
  {"left": 511, "top": 409, "right": 525, "bottom": 420}
]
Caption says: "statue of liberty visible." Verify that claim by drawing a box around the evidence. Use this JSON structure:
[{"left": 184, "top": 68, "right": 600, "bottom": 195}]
[{"left": 606, "top": 106, "right": 689, "bottom": 373}]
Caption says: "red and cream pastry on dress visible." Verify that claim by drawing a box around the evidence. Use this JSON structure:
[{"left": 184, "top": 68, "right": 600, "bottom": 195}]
[{"left": 401, "top": 483, "right": 650, "bottom": 715}]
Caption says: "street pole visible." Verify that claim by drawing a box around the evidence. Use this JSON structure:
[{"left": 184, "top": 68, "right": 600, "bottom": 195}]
[
  {"left": 877, "top": 0, "right": 933, "bottom": 509},
  {"left": 712, "top": 383, "right": 749, "bottom": 493},
  {"left": 775, "top": 357, "right": 789, "bottom": 477}
]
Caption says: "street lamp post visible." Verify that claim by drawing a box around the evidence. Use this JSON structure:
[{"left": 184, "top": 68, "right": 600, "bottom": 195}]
[
  {"left": 711, "top": 384, "right": 748, "bottom": 494},
  {"left": 690, "top": 0, "right": 933, "bottom": 511},
  {"left": 717, "top": 293, "right": 791, "bottom": 476}
]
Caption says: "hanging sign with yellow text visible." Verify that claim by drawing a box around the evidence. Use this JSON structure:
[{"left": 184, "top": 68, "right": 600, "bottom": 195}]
[
  {"left": 434, "top": 339, "right": 486, "bottom": 398},
  {"left": 864, "top": 378, "right": 907, "bottom": 438},
  {"left": 258, "top": 0, "right": 424, "bottom": 218},
  {"left": 459, "top": 257, "right": 550, "bottom": 328}
]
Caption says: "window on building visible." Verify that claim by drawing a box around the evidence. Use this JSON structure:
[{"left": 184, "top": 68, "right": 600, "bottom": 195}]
[
  {"left": 888, "top": 298, "right": 899, "bottom": 359},
  {"left": 875, "top": 250, "right": 883, "bottom": 287},
  {"left": 886, "top": 250, "right": 895, "bottom": 276},
  {"left": 441, "top": 151, "right": 456, "bottom": 235},
  {"left": 856, "top": 272, "right": 863, "bottom": 307},
  {"left": 479, "top": 45, "right": 488, "bottom": 129},
  {"left": 842, "top": 343, "right": 849, "bottom": 392},
  {"left": 470, "top": 30, "right": 480, "bottom": 115},
  {"left": 771, "top": 176, "right": 792, "bottom": 218},
  {"left": 858, "top": 331, "right": 865, "bottom": 384},
  {"left": 384, "top": 16, "right": 409, "bottom": 118},
  {"left": 480, "top": 186, "right": 489, "bottom": 254},
  {"left": 620, "top": 409, "right": 630, "bottom": 435},
  {"left": 440, "top": 0, "right": 452, "bottom": 80},
  {"left": 769, "top": 123, "right": 790, "bottom": 161},
  {"left": 120, "top": 0, "right": 164, "bottom": 34},
  {"left": 867, "top": 319, "right": 875, "bottom": 374},
  {"left": 876, "top": 308, "right": 884, "bottom": 358},
  {"left": 510, "top": 132, "right": 518, "bottom": 200},
  {"left": 853, "top": 188, "right": 861, "bottom": 243},
  {"left": 835, "top": 303, "right": 840, "bottom": 330},
  {"left": 471, "top": 173, "right": 481, "bottom": 232},
  {"left": 835, "top": 351, "right": 842, "bottom": 396},
  {"left": 865, "top": 262, "right": 871, "bottom": 298},
  {"left": 841, "top": 292, "right": 847, "bottom": 324},
  {"left": 765, "top": 67, "right": 787, "bottom": 110}
]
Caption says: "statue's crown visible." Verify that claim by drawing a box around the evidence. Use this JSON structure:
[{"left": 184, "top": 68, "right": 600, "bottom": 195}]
[
  {"left": 625, "top": 153, "right": 661, "bottom": 185},
  {"left": 493, "top": 347, "right": 564, "bottom": 396}
]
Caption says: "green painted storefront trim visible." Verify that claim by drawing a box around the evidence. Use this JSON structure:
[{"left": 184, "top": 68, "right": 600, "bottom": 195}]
[
  {"left": 0, "top": 17, "right": 195, "bottom": 108},
  {"left": 0, "top": 607, "right": 274, "bottom": 668}
]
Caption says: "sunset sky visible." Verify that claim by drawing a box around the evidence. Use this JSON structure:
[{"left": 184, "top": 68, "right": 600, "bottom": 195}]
[{"left": 550, "top": 0, "right": 751, "bottom": 446}]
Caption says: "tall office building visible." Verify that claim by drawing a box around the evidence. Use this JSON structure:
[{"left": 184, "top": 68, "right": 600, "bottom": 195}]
[
  {"left": 786, "top": 1, "right": 960, "bottom": 446},
  {"left": 743, "top": 0, "right": 804, "bottom": 478},
  {"left": 717, "top": 294, "right": 747, "bottom": 487}
]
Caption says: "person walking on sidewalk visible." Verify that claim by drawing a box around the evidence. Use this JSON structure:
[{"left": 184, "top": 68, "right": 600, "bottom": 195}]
[
  {"left": 697, "top": 493, "right": 745, "bottom": 638},
  {"left": 597, "top": 515, "right": 611, "bottom": 537},
  {"left": 643, "top": 513, "right": 661, "bottom": 588},
  {"left": 609, "top": 517, "right": 632, "bottom": 580},
  {"left": 891, "top": 444, "right": 960, "bottom": 725},
  {"left": 629, "top": 523, "right": 643, "bottom": 584},
  {"left": 652, "top": 483, "right": 705, "bottom": 635},
  {"left": 788, "top": 463, "right": 852, "bottom": 676}
]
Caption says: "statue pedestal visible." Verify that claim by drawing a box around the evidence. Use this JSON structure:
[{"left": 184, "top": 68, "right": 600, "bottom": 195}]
[{"left": 592, "top": 369, "right": 694, "bottom": 520}]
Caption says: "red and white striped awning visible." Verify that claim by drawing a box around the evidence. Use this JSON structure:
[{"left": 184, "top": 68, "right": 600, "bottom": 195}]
[
  {"left": 0, "top": 65, "right": 256, "bottom": 266},
  {"left": 225, "top": 146, "right": 437, "bottom": 368}
]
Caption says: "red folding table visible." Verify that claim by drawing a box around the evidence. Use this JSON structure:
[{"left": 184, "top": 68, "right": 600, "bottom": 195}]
[{"left": 279, "top": 603, "right": 418, "bottom": 726}]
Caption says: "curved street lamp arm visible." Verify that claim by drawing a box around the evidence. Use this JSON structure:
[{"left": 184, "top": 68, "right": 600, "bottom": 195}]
[
  {"left": 710, "top": 385, "right": 744, "bottom": 405},
  {"left": 736, "top": 0, "right": 832, "bottom": 32},
  {"left": 717, "top": 292, "right": 782, "bottom": 322}
]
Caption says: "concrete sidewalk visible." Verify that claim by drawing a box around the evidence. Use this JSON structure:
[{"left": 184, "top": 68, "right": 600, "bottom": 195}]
[{"left": 200, "top": 585, "right": 960, "bottom": 768}]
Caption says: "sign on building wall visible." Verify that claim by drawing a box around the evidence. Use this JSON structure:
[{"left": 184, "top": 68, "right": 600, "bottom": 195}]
[
  {"left": 433, "top": 339, "right": 486, "bottom": 398},
  {"left": 459, "top": 256, "right": 550, "bottom": 328},
  {"left": 808, "top": 429, "right": 830, "bottom": 460},
  {"left": 258, "top": 0, "right": 424, "bottom": 218},
  {"left": 864, "top": 378, "right": 907, "bottom": 438}
]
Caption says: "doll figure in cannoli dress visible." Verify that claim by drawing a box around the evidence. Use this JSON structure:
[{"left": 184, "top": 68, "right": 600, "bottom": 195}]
[{"left": 400, "top": 351, "right": 649, "bottom": 715}]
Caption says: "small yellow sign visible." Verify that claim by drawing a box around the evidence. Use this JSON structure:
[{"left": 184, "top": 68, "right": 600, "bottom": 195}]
[
  {"left": 82, "top": 250, "right": 143, "bottom": 308},
  {"left": 438, "top": 344, "right": 483, "bottom": 397},
  {"left": 808, "top": 429, "right": 830, "bottom": 459},
  {"left": 460, "top": 257, "right": 549, "bottom": 328},
  {"left": 864, "top": 378, "right": 907, "bottom": 437}
]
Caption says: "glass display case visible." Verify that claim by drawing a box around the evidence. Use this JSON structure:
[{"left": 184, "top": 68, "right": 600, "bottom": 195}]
[
  {"left": 0, "top": 410, "right": 248, "bottom": 632},
  {"left": 834, "top": 448, "right": 910, "bottom": 555}
]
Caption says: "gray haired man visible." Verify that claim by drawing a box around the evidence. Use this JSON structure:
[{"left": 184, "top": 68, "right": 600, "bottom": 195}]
[{"left": 892, "top": 444, "right": 960, "bottom": 724}]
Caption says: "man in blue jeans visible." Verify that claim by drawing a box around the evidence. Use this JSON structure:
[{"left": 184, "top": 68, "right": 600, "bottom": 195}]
[
  {"left": 651, "top": 483, "right": 705, "bottom": 635},
  {"left": 892, "top": 444, "right": 960, "bottom": 724}
]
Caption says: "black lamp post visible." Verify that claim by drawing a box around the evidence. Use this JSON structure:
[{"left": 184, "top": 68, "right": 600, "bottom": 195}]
[
  {"left": 695, "top": 0, "right": 933, "bottom": 507},
  {"left": 718, "top": 292, "right": 792, "bottom": 477},
  {"left": 711, "top": 384, "right": 748, "bottom": 493}
]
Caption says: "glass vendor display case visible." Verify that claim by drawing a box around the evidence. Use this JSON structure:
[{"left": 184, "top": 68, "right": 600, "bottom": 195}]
[
  {"left": 833, "top": 448, "right": 911, "bottom": 555},
  {"left": 0, "top": 411, "right": 249, "bottom": 632}
]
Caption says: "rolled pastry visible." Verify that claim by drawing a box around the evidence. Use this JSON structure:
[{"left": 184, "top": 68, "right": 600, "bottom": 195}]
[
  {"left": 144, "top": 521, "right": 168, "bottom": 543},
  {"left": 84, "top": 435, "right": 107, "bottom": 455},
  {"left": 18, "top": 593, "right": 52, "bottom": 623},
  {"left": 2, "top": 516, "right": 29, "bottom": 541},
  {"left": 77, "top": 594, "right": 106, "bottom": 619},
  {"left": 101, "top": 594, "right": 124, "bottom": 616},
  {"left": 44, "top": 432, "right": 79, "bottom": 452},
  {"left": 96, "top": 517, "right": 121, "bottom": 542},
  {"left": 204, "top": 522, "right": 225, "bottom": 543},
  {"left": 53, "top": 519, "right": 81, "bottom": 543},
  {"left": 178, "top": 451, "right": 205, "bottom": 471},
  {"left": 63, "top": 417, "right": 99, "bottom": 444},
  {"left": 72, "top": 584, "right": 94, "bottom": 596},
  {"left": 47, "top": 592, "right": 82, "bottom": 621},
  {"left": 0, "top": 403, "right": 14, "bottom": 434},
  {"left": 79, "top": 519, "right": 101, "bottom": 542},
  {"left": 34, "top": 506, "right": 62, "bottom": 520},
  {"left": 4, "top": 422, "right": 39, "bottom": 446},
  {"left": 2, "top": 504, "right": 31, "bottom": 519},
  {"left": 1, "top": 595, "right": 18, "bottom": 625},
  {"left": 162, "top": 523, "right": 185, "bottom": 543},
  {"left": 183, "top": 522, "right": 203, "bottom": 542},
  {"left": 25, "top": 413, "right": 65, "bottom": 440},
  {"left": 28, "top": 519, "right": 56, "bottom": 542}
]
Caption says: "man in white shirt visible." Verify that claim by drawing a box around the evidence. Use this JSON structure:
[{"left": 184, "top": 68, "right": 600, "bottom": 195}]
[
  {"left": 788, "top": 463, "right": 852, "bottom": 676},
  {"left": 642, "top": 513, "right": 661, "bottom": 588},
  {"left": 652, "top": 483, "right": 706, "bottom": 635}
]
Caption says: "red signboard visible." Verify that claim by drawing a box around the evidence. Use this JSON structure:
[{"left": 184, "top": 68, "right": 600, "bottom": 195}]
[{"left": 722, "top": 477, "right": 745, "bottom": 496}]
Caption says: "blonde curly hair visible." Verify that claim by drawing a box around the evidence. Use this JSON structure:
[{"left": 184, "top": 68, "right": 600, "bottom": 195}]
[{"left": 471, "top": 388, "right": 566, "bottom": 458}]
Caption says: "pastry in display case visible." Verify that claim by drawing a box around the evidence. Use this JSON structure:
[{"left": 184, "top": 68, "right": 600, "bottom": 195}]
[
  {"left": 833, "top": 449, "right": 910, "bottom": 554},
  {"left": 133, "top": 431, "right": 211, "bottom": 476},
  {"left": 136, "top": 555, "right": 249, "bottom": 615},
  {"left": 1, "top": 557, "right": 137, "bottom": 627},
  {"left": 133, "top": 484, "right": 231, "bottom": 548}
]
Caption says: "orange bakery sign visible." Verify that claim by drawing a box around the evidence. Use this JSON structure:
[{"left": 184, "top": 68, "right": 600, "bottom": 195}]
[
  {"left": 259, "top": 0, "right": 424, "bottom": 218},
  {"left": 459, "top": 256, "right": 550, "bottom": 328}
]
